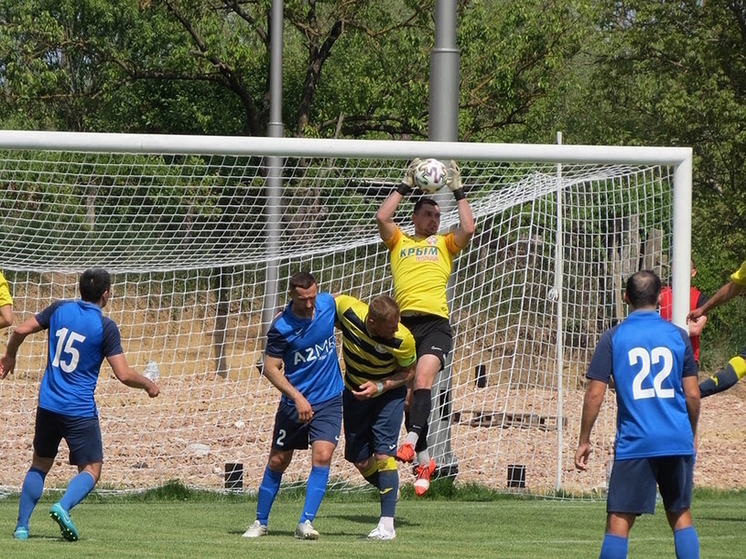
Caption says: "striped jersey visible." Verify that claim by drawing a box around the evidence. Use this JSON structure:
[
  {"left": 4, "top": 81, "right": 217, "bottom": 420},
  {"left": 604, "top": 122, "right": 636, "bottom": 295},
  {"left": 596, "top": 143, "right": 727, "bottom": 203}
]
[{"left": 335, "top": 294, "right": 416, "bottom": 396}]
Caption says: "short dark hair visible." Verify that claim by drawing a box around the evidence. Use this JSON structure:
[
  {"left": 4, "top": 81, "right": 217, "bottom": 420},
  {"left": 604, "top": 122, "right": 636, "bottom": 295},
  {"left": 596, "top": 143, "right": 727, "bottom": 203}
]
[
  {"left": 288, "top": 271, "right": 317, "bottom": 292},
  {"left": 625, "top": 270, "right": 661, "bottom": 308},
  {"left": 413, "top": 197, "right": 439, "bottom": 214},
  {"left": 79, "top": 268, "right": 111, "bottom": 303}
]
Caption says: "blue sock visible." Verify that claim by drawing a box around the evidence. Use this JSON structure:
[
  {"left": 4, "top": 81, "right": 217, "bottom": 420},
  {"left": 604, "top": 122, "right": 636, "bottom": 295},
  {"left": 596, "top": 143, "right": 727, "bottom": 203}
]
[
  {"left": 299, "top": 465, "right": 329, "bottom": 524},
  {"left": 674, "top": 526, "right": 699, "bottom": 559},
  {"left": 16, "top": 467, "right": 47, "bottom": 530},
  {"left": 378, "top": 467, "right": 399, "bottom": 519},
  {"left": 59, "top": 471, "right": 96, "bottom": 511},
  {"left": 256, "top": 467, "right": 283, "bottom": 525},
  {"left": 599, "top": 533, "right": 628, "bottom": 559}
]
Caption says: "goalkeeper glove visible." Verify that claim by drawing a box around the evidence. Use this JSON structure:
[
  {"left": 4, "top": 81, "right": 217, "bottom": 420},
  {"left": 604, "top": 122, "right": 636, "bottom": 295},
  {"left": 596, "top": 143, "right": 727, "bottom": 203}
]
[
  {"left": 396, "top": 158, "right": 421, "bottom": 196},
  {"left": 447, "top": 160, "right": 466, "bottom": 201}
]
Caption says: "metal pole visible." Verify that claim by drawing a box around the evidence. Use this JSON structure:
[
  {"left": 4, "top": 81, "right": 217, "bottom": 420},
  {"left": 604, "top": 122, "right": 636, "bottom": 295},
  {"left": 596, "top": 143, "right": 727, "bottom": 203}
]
[
  {"left": 554, "top": 131, "right": 565, "bottom": 491},
  {"left": 260, "top": 0, "right": 285, "bottom": 366},
  {"left": 429, "top": 0, "right": 461, "bottom": 477}
]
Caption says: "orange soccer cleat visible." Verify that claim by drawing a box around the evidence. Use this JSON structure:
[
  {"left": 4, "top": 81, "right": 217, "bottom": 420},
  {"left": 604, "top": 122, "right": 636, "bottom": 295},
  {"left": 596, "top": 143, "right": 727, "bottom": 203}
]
[
  {"left": 395, "top": 442, "right": 415, "bottom": 463},
  {"left": 413, "top": 459, "right": 436, "bottom": 497}
]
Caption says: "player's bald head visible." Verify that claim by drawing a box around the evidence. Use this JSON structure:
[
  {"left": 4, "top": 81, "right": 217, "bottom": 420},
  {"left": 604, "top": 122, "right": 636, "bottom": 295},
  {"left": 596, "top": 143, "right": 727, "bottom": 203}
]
[{"left": 625, "top": 270, "right": 661, "bottom": 309}]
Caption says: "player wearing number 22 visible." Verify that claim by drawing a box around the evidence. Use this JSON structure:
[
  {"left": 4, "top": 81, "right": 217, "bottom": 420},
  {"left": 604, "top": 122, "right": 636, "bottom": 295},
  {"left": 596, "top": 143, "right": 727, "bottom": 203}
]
[
  {"left": 575, "top": 270, "right": 700, "bottom": 559},
  {"left": 0, "top": 268, "right": 160, "bottom": 542},
  {"left": 243, "top": 271, "right": 343, "bottom": 541}
]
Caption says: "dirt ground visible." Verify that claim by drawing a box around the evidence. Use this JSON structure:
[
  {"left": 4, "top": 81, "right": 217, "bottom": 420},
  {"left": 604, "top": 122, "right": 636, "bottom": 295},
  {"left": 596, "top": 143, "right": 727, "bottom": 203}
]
[{"left": 1, "top": 366, "right": 743, "bottom": 496}]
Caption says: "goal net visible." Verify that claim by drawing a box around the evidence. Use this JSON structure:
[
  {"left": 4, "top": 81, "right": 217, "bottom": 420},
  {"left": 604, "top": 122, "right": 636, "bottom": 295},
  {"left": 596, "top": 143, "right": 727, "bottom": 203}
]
[{"left": 0, "top": 131, "right": 692, "bottom": 498}]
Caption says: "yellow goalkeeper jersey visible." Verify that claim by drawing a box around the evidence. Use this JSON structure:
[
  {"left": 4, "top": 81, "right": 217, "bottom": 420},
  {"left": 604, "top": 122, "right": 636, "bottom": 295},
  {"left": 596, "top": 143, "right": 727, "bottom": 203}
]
[
  {"left": 335, "top": 295, "right": 416, "bottom": 395},
  {"left": 731, "top": 260, "right": 746, "bottom": 286},
  {"left": 0, "top": 272, "right": 12, "bottom": 309},
  {"left": 383, "top": 226, "right": 461, "bottom": 319}
]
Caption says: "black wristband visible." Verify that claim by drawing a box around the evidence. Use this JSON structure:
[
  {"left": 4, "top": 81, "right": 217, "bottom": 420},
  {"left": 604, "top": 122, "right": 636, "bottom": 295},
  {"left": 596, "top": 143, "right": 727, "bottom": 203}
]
[
  {"left": 396, "top": 183, "right": 412, "bottom": 196},
  {"left": 452, "top": 188, "right": 466, "bottom": 201}
]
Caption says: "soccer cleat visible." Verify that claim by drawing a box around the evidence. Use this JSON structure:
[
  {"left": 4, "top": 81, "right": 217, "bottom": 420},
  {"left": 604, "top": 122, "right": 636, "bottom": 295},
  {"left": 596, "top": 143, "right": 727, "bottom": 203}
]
[
  {"left": 367, "top": 525, "right": 396, "bottom": 540},
  {"left": 13, "top": 527, "right": 29, "bottom": 540},
  {"left": 413, "top": 459, "right": 436, "bottom": 497},
  {"left": 49, "top": 502, "right": 79, "bottom": 542},
  {"left": 242, "top": 520, "right": 268, "bottom": 538},
  {"left": 395, "top": 442, "right": 415, "bottom": 463},
  {"left": 294, "top": 520, "right": 319, "bottom": 540}
]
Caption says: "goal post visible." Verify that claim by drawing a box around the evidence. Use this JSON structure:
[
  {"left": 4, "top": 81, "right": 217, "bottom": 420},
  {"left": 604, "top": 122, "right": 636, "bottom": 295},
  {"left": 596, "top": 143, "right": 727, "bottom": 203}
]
[{"left": 0, "top": 130, "right": 692, "bottom": 498}]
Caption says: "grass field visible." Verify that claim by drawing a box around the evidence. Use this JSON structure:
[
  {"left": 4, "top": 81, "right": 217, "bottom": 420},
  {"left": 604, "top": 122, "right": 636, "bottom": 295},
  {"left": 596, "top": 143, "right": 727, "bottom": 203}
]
[{"left": 2, "top": 482, "right": 744, "bottom": 558}]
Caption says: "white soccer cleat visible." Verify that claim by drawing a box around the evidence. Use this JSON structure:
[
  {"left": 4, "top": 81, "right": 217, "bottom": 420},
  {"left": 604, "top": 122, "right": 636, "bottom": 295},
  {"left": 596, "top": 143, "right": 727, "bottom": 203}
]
[
  {"left": 367, "top": 525, "right": 396, "bottom": 540},
  {"left": 294, "top": 520, "right": 319, "bottom": 540},
  {"left": 242, "top": 520, "right": 267, "bottom": 538}
]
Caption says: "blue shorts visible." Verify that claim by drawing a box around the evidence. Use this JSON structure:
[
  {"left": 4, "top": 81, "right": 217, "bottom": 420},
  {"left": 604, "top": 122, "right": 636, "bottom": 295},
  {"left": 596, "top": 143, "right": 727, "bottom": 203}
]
[
  {"left": 607, "top": 456, "right": 694, "bottom": 515},
  {"left": 271, "top": 393, "right": 342, "bottom": 451},
  {"left": 34, "top": 407, "right": 104, "bottom": 466},
  {"left": 401, "top": 315, "right": 453, "bottom": 369},
  {"left": 343, "top": 386, "right": 406, "bottom": 463}
]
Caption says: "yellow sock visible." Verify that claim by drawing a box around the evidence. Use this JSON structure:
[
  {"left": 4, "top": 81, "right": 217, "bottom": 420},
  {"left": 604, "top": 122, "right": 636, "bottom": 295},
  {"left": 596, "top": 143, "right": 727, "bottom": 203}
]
[{"left": 729, "top": 356, "right": 746, "bottom": 381}]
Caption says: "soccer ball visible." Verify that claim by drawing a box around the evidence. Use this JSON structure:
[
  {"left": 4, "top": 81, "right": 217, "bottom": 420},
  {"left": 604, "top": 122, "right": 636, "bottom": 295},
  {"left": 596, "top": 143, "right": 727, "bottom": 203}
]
[{"left": 413, "top": 158, "right": 448, "bottom": 194}]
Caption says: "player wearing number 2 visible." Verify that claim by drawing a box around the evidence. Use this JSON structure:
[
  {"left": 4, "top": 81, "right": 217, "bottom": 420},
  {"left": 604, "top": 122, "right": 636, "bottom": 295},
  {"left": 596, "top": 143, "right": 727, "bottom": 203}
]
[
  {"left": 243, "top": 271, "right": 343, "bottom": 540},
  {"left": 0, "top": 268, "right": 160, "bottom": 541},
  {"left": 376, "top": 159, "right": 474, "bottom": 496},
  {"left": 575, "top": 270, "right": 700, "bottom": 559}
]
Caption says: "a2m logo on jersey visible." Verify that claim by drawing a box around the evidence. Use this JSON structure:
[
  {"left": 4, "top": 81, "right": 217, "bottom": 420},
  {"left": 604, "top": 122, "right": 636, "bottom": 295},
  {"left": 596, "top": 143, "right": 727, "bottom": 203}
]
[
  {"left": 628, "top": 346, "right": 675, "bottom": 400},
  {"left": 52, "top": 327, "right": 87, "bottom": 373}
]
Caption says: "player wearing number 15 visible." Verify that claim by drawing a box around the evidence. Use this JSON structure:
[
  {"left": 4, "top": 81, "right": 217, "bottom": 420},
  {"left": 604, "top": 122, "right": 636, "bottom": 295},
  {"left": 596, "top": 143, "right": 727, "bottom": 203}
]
[
  {"left": 0, "top": 268, "right": 160, "bottom": 542},
  {"left": 575, "top": 270, "right": 700, "bottom": 559}
]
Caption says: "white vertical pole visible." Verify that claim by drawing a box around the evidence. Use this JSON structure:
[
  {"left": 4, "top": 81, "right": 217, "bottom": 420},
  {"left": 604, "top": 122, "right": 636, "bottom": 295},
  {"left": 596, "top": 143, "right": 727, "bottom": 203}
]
[
  {"left": 554, "top": 131, "right": 565, "bottom": 491},
  {"left": 671, "top": 153, "right": 693, "bottom": 328}
]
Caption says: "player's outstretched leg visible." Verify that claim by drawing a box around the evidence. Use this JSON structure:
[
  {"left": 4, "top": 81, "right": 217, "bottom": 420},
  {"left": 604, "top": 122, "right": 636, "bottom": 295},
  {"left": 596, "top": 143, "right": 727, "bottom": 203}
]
[{"left": 699, "top": 352, "right": 746, "bottom": 398}]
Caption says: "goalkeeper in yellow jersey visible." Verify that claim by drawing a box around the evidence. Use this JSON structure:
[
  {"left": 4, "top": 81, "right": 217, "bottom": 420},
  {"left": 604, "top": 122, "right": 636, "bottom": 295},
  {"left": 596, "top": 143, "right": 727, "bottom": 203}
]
[
  {"left": 375, "top": 159, "right": 475, "bottom": 496},
  {"left": 688, "top": 259, "right": 746, "bottom": 397}
]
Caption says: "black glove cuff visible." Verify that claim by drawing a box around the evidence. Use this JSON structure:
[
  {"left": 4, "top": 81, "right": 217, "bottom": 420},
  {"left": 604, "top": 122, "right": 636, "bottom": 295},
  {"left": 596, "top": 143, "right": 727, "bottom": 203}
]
[
  {"left": 452, "top": 188, "right": 466, "bottom": 201},
  {"left": 396, "top": 183, "right": 412, "bottom": 196}
]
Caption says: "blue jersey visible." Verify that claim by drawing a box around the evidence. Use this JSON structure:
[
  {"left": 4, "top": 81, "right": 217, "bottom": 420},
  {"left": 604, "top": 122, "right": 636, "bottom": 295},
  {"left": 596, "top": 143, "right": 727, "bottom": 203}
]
[
  {"left": 265, "top": 292, "right": 343, "bottom": 406},
  {"left": 587, "top": 310, "right": 697, "bottom": 459},
  {"left": 35, "top": 300, "right": 123, "bottom": 418}
]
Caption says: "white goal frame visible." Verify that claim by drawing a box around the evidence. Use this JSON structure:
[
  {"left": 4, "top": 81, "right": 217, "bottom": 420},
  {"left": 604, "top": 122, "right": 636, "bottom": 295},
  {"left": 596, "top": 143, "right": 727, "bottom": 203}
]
[{"left": 0, "top": 130, "right": 692, "bottom": 497}]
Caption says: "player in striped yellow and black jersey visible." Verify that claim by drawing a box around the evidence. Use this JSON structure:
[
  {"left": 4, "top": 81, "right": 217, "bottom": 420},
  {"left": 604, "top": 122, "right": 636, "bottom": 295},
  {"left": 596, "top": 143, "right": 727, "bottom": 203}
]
[
  {"left": 376, "top": 159, "right": 475, "bottom": 496},
  {"left": 335, "top": 294, "right": 416, "bottom": 394},
  {"left": 688, "top": 259, "right": 746, "bottom": 397},
  {"left": 334, "top": 294, "right": 415, "bottom": 540}
]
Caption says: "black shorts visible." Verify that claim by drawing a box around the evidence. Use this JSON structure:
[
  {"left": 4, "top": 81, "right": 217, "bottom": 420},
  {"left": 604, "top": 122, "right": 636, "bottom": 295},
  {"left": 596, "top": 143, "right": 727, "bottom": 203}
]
[
  {"left": 34, "top": 407, "right": 104, "bottom": 466},
  {"left": 401, "top": 315, "right": 453, "bottom": 370}
]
